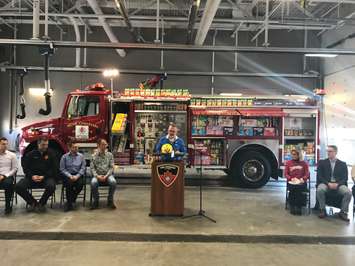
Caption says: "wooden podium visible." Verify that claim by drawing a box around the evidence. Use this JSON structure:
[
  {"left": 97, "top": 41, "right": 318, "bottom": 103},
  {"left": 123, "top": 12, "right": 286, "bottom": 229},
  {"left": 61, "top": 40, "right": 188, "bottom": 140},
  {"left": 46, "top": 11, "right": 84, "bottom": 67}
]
[{"left": 150, "top": 160, "right": 184, "bottom": 216}]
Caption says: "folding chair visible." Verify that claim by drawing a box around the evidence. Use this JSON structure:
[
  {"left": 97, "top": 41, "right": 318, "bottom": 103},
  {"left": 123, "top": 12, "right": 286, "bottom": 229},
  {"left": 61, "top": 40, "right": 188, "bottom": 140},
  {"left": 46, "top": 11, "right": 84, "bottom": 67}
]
[
  {"left": 60, "top": 176, "right": 87, "bottom": 207},
  {"left": 89, "top": 182, "right": 110, "bottom": 206},
  {"left": 26, "top": 187, "right": 56, "bottom": 208},
  {"left": 285, "top": 178, "right": 311, "bottom": 215},
  {"left": 314, "top": 184, "right": 353, "bottom": 216}
]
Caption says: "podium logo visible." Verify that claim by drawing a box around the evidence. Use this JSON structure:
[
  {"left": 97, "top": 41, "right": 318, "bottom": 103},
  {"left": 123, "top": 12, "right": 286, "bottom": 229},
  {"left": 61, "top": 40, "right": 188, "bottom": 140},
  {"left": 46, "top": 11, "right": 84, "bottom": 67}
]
[{"left": 157, "top": 164, "right": 180, "bottom": 188}]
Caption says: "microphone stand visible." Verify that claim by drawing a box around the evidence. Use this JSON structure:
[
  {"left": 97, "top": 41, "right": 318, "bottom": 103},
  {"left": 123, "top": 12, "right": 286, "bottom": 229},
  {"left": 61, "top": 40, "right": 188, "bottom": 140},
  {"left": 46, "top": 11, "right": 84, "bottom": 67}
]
[{"left": 183, "top": 149, "right": 216, "bottom": 223}]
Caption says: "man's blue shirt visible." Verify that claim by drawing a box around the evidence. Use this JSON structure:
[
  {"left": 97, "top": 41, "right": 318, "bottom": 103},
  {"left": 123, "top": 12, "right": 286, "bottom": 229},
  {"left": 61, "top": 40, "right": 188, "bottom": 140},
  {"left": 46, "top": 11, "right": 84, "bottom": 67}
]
[{"left": 155, "top": 135, "right": 186, "bottom": 161}]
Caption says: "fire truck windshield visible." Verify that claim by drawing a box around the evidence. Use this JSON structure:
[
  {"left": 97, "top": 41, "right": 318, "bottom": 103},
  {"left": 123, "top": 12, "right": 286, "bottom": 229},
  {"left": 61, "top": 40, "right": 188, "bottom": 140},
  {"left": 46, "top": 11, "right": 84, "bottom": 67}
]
[{"left": 67, "top": 95, "right": 100, "bottom": 119}]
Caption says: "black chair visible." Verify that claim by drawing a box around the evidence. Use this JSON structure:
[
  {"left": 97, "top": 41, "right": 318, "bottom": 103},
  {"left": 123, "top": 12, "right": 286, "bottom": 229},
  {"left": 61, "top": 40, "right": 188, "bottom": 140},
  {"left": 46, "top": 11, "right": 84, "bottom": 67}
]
[
  {"left": 0, "top": 174, "right": 18, "bottom": 207},
  {"left": 324, "top": 190, "right": 343, "bottom": 215},
  {"left": 89, "top": 182, "right": 110, "bottom": 206},
  {"left": 285, "top": 178, "right": 311, "bottom": 215},
  {"left": 26, "top": 187, "right": 56, "bottom": 208},
  {"left": 60, "top": 176, "right": 87, "bottom": 207},
  {"left": 314, "top": 184, "right": 354, "bottom": 216}
]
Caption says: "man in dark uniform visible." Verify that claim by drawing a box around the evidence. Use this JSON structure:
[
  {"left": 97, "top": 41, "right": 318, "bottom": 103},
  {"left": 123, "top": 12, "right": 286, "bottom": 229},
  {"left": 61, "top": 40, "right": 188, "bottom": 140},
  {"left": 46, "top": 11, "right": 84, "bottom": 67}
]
[{"left": 16, "top": 136, "right": 57, "bottom": 212}]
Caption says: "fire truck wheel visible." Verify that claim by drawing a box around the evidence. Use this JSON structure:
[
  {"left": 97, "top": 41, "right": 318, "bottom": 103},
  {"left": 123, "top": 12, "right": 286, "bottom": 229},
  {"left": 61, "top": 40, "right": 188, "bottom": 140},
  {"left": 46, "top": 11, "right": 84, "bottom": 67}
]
[
  {"left": 231, "top": 151, "right": 271, "bottom": 188},
  {"left": 50, "top": 148, "right": 64, "bottom": 181},
  {"left": 223, "top": 169, "right": 230, "bottom": 175}
]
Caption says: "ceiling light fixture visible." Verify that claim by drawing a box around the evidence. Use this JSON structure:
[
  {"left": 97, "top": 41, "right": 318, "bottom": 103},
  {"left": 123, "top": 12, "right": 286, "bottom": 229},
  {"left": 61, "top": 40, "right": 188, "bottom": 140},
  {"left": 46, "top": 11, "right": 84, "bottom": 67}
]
[
  {"left": 219, "top": 93, "right": 243, "bottom": 96},
  {"left": 305, "top": 54, "right": 338, "bottom": 58},
  {"left": 29, "top": 87, "right": 53, "bottom": 96}
]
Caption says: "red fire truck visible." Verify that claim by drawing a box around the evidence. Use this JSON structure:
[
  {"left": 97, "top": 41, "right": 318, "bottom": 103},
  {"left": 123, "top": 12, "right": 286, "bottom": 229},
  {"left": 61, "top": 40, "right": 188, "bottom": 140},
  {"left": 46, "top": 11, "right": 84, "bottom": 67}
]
[{"left": 19, "top": 84, "right": 320, "bottom": 188}]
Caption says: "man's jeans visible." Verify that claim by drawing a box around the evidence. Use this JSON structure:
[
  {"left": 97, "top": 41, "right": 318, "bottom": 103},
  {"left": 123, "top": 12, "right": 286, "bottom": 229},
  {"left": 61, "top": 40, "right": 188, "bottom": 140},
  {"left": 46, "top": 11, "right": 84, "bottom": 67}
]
[
  {"left": 91, "top": 175, "right": 116, "bottom": 203},
  {"left": 316, "top": 183, "right": 352, "bottom": 213}
]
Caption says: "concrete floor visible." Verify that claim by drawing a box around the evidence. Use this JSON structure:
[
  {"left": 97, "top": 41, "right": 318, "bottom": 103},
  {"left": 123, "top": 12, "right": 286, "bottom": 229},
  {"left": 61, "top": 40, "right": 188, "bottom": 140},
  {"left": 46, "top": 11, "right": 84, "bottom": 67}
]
[
  {"left": 1, "top": 183, "right": 354, "bottom": 266},
  {"left": 1, "top": 241, "right": 355, "bottom": 266}
]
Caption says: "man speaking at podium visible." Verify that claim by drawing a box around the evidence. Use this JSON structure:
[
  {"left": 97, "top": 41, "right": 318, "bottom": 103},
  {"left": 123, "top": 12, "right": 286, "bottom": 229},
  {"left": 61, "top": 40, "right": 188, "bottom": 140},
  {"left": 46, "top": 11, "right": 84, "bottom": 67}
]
[
  {"left": 155, "top": 123, "right": 186, "bottom": 162},
  {"left": 151, "top": 123, "right": 186, "bottom": 216}
]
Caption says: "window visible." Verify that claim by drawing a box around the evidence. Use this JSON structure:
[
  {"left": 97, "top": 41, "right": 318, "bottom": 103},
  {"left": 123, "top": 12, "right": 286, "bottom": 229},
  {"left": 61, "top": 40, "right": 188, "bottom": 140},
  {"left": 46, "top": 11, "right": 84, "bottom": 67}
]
[{"left": 67, "top": 96, "right": 100, "bottom": 118}]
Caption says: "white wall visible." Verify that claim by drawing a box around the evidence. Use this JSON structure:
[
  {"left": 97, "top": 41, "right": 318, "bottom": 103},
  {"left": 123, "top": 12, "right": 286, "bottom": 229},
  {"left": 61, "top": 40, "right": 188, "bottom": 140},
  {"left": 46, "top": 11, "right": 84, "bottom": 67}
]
[{"left": 322, "top": 26, "right": 355, "bottom": 165}]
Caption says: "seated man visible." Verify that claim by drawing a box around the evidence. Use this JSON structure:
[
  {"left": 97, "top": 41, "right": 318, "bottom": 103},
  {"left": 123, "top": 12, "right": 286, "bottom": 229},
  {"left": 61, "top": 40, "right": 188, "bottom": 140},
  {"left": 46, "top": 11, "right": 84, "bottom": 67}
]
[
  {"left": 0, "top": 137, "right": 18, "bottom": 215},
  {"left": 316, "top": 145, "right": 352, "bottom": 221},
  {"left": 16, "top": 137, "right": 57, "bottom": 213},
  {"left": 90, "top": 138, "right": 116, "bottom": 210},
  {"left": 60, "top": 140, "right": 86, "bottom": 212}
]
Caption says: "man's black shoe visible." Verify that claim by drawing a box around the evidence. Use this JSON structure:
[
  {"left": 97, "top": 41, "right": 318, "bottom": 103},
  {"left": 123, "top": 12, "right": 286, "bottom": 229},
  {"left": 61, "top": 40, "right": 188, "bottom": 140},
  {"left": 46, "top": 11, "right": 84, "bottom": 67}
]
[
  {"left": 318, "top": 209, "right": 326, "bottom": 218},
  {"left": 27, "top": 202, "right": 38, "bottom": 213},
  {"left": 4, "top": 207, "right": 12, "bottom": 215},
  {"left": 90, "top": 202, "right": 99, "bottom": 210},
  {"left": 64, "top": 203, "right": 73, "bottom": 212},
  {"left": 37, "top": 205, "right": 47, "bottom": 213},
  {"left": 107, "top": 201, "right": 116, "bottom": 210},
  {"left": 338, "top": 211, "right": 350, "bottom": 222}
]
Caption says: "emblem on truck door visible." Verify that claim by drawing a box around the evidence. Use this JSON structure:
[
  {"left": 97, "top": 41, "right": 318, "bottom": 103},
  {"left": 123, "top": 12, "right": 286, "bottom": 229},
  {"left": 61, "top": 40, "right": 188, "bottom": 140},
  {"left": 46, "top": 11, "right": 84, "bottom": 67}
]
[
  {"left": 157, "top": 164, "right": 180, "bottom": 187},
  {"left": 75, "top": 125, "right": 89, "bottom": 140}
]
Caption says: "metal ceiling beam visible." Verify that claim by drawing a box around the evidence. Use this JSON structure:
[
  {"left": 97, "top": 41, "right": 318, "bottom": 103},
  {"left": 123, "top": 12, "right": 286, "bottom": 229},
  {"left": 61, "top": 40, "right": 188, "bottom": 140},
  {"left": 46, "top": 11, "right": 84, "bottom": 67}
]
[
  {"left": 0, "top": 38, "right": 354, "bottom": 54},
  {"left": 292, "top": 1, "right": 315, "bottom": 18},
  {"left": 251, "top": 2, "right": 288, "bottom": 43},
  {"left": 278, "top": 0, "right": 355, "bottom": 3},
  {"left": 320, "top": 2, "right": 342, "bottom": 18},
  {"left": 1, "top": 18, "right": 333, "bottom": 31},
  {"left": 86, "top": 0, "right": 126, "bottom": 57},
  {"left": 194, "top": 0, "right": 222, "bottom": 45},
  {"left": 0, "top": 65, "right": 319, "bottom": 78},
  {"left": 186, "top": 0, "right": 200, "bottom": 44},
  {"left": 0, "top": 12, "right": 341, "bottom": 26},
  {"left": 114, "top": 0, "right": 144, "bottom": 42}
]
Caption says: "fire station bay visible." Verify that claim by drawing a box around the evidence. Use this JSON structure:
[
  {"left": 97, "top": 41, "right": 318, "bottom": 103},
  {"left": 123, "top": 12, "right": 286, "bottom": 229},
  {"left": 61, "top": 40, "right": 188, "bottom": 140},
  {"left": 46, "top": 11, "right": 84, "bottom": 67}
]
[{"left": 1, "top": 1, "right": 355, "bottom": 266}]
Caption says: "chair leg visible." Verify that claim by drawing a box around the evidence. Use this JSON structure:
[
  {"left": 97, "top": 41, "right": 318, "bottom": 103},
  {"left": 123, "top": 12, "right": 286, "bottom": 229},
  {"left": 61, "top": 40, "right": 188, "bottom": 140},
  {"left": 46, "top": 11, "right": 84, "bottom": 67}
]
[
  {"left": 14, "top": 175, "right": 18, "bottom": 204},
  {"left": 26, "top": 189, "right": 32, "bottom": 208},
  {"left": 308, "top": 192, "right": 311, "bottom": 215},
  {"left": 10, "top": 191, "right": 14, "bottom": 208},
  {"left": 50, "top": 191, "right": 56, "bottom": 209},
  {"left": 285, "top": 190, "right": 289, "bottom": 210},
  {"left": 90, "top": 188, "right": 92, "bottom": 207},
  {"left": 60, "top": 185, "right": 65, "bottom": 207},
  {"left": 83, "top": 183, "right": 86, "bottom": 207}
]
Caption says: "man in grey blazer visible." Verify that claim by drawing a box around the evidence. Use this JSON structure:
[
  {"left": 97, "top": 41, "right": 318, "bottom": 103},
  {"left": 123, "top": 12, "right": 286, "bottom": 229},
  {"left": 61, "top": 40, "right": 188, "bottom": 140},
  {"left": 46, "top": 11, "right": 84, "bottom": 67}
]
[{"left": 316, "top": 145, "right": 352, "bottom": 221}]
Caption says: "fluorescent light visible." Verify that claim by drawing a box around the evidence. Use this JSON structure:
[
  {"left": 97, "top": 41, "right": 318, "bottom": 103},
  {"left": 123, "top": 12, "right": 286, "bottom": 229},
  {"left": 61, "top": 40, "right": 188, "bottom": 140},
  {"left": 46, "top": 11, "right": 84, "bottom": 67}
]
[
  {"left": 284, "top": 94, "right": 308, "bottom": 98},
  {"left": 103, "top": 68, "right": 119, "bottom": 78},
  {"left": 29, "top": 88, "right": 53, "bottom": 96},
  {"left": 305, "top": 54, "right": 338, "bottom": 58},
  {"left": 219, "top": 93, "right": 243, "bottom": 96}
]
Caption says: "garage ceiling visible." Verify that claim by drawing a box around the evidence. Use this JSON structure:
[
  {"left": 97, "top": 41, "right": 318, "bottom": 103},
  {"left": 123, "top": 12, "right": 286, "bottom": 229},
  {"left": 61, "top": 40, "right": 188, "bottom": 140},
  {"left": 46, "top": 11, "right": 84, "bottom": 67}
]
[{"left": 0, "top": 0, "right": 355, "bottom": 45}]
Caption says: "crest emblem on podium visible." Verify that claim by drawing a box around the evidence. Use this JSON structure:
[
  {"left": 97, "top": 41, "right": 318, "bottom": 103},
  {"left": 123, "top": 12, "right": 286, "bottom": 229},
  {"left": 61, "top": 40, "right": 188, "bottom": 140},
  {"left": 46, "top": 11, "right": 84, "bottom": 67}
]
[{"left": 157, "top": 164, "right": 180, "bottom": 188}]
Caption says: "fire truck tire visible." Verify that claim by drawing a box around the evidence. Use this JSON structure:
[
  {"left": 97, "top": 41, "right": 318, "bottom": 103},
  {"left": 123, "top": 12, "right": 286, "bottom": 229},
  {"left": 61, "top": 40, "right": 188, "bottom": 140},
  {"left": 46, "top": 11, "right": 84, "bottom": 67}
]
[
  {"left": 223, "top": 169, "right": 230, "bottom": 175},
  {"left": 231, "top": 151, "right": 271, "bottom": 188},
  {"left": 50, "top": 148, "right": 64, "bottom": 182}
]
